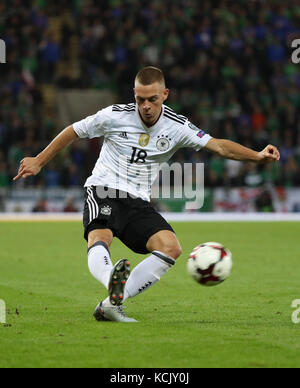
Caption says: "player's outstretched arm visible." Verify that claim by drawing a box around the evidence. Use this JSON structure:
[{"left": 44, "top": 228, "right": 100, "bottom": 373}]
[
  {"left": 205, "top": 138, "right": 280, "bottom": 164},
  {"left": 13, "top": 125, "right": 79, "bottom": 181}
]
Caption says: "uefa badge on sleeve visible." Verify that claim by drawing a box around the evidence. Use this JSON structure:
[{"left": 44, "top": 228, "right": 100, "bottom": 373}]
[
  {"left": 188, "top": 123, "right": 206, "bottom": 138},
  {"left": 197, "top": 130, "right": 206, "bottom": 139}
]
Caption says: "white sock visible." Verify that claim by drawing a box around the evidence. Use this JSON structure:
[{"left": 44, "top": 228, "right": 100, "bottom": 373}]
[
  {"left": 88, "top": 242, "right": 113, "bottom": 290},
  {"left": 123, "top": 251, "right": 175, "bottom": 302}
]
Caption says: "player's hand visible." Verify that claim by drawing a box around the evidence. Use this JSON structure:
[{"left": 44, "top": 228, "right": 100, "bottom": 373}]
[
  {"left": 257, "top": 145, "right": 280, "bottom": 164},
  {"left": 13, "top": 157, "right": 42, "bottom": 181}
]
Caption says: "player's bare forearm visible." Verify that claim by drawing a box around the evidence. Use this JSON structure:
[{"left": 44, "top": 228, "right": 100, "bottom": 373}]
[
  {"left": 205, "top": 138, "right": 280, "bottom": 164},
  {"left": 207, "top": 139, "right": 260, "bottom": 161},
  {"left": 36, "top": 126, "right": 78, "bottom": 167},
  {"left": 13, "top": 126, "right": 78, "bottom": 181}
]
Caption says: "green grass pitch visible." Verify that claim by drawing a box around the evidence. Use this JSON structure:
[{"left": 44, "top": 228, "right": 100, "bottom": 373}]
[{"left": 0, "top": 221, "right": 300, "bottom": 368}]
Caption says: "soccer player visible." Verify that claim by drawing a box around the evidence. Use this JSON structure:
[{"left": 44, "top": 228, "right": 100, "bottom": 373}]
[{"left": 14, "top": 67, "right": 280, "bottom": 322}]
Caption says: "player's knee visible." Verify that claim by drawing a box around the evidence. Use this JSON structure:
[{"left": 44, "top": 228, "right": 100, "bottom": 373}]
[
  {"left": 88, "top": 229, "right": 113, "bottom": 249},
  {"left": 147, "top": 231, "right": 182, "bottom": 260},
  {"left": 159, "top": 242, "right": 182, "bottom": 260},
  {"left": 170, "top": 244, "right": 182, "bottom": 260}
]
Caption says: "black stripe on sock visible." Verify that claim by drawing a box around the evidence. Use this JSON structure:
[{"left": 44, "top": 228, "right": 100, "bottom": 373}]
[
  {"left": 88, "top": 241, "right": 110, "bottom": 255},
  {"left": 152, "top": 251, "right": 176, "bottom": 266}
]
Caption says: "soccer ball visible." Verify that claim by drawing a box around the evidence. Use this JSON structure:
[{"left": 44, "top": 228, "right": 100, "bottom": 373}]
[{"left": 187, "top": 242, "right": 233, "bottom": 286}]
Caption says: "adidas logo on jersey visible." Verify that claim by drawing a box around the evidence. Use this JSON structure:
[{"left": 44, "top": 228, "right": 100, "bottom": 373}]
[{"left": 118, "top": 132, "right": 128, "bottom": 139}]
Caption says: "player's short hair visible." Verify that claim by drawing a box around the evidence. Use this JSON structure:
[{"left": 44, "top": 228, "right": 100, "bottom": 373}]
[{"left": 135, "top": 66, "right": 166, "bottom": 87}]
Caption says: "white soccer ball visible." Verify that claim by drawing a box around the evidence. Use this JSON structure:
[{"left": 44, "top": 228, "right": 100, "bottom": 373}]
[{"left": 187, "top": 242, "right": 233, "bottom": 286}]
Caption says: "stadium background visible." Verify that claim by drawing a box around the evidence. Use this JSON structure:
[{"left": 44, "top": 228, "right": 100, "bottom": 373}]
[{"left": 1, "top": 0, "right": 300, "bottom": 214}]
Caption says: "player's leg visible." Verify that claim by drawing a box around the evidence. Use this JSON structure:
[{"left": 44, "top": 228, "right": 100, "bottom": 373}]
[
  {"left": 88, "top": 227, "right": 131, "bottom": 305},
  {"left": 83, "top": 186, "right": 116, "bottom": 290},
  {"left": 84, "top": 187, "right": 137, "bottom": 322},
  {"left": 123, "top": 230, "right": 182, "bottom": 302},
  {"left": 110, "top": 199, "right": 182, "bottom": 303},
  {"left": 88, "top": 228, "right": 113, "bottom": 250},
  {"left": 88, "top": 227, "right": 136, "bottom": 322},
  {"left": 87, "top": 228, "right": 114, "bottom": 289},
  {"left": 146, "top": 230, "right": 182, "bottom": 260},
  {"left": 83, "top": 187, "right": 118, "bottom": 290},
  {"left": 88, "top": 228, "right": 135, "bottom": 322}
]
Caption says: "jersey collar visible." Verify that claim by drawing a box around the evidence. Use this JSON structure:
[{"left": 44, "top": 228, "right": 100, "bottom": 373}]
[{"left": 136, "top": 104, "right": 165, "bottom": 132}]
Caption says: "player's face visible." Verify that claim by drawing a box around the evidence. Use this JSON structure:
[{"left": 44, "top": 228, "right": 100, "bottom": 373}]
[{"left": 134, "top": 81, "right": 169, "bottom": 127}]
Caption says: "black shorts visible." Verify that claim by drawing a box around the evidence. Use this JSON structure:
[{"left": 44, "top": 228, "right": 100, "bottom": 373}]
[{"left": 83, "top": 186, "right": 174, "bottom": 254}]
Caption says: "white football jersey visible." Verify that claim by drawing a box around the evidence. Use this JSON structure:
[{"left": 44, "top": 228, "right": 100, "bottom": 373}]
[{"left": 73, "top": 103, "right": 212, "bottom": 201}]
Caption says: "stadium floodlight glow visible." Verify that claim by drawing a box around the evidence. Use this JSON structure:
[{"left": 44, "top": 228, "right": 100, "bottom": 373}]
[
  {"left": 0, "top": 299, "right": 6, "bottom": 324},
  {"left": 0, "top": 39, "right": 6, "bottom": 63}
]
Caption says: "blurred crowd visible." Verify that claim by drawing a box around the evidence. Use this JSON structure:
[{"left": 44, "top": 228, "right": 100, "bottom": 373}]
[{"left": 1, "top": 0, "right": 300, "bottom": 190}]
